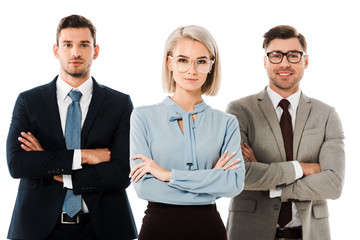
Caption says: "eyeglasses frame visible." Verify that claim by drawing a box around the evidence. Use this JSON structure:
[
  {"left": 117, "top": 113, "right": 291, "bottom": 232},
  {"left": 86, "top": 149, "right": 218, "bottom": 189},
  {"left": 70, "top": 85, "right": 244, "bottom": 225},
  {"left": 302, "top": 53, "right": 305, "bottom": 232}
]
[
  {"left": 266, "top": 51, "right": 307, "bottom": 64},
  {"left": 168, "top": 56, "right": 215, "bottom": 73}
]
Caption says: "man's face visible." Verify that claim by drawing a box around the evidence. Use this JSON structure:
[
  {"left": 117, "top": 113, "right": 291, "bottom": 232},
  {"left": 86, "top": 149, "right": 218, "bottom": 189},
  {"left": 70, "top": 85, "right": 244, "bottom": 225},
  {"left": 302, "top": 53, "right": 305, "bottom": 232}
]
[
  {"left": 53, "top": 27, "right": 99, "bottom": 79},
  {"left": 264, "top": 38, "right": 308, "bottom": 96}
]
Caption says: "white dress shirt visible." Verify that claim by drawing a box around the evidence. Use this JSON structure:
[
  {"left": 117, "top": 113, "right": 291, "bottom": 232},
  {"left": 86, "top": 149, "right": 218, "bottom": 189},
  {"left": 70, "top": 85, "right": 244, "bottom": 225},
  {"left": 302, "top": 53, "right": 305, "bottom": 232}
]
[
  {"left": 56, "top": 76, "right": 93, "bottom": 213},
  {"left": 267, "top": 86, "right": 303, "bottom": 228}
]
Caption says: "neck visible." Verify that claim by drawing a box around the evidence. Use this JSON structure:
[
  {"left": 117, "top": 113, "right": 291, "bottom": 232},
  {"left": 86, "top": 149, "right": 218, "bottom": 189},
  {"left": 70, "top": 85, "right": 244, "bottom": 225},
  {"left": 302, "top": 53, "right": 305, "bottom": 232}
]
[
  {"left": 171, "top": 89, "right": 203, "bottom": 112},
  {"left": 269, "top": 83, "right": 299, "bottom": 99},
  {"left": 60, "top": 71, "right": 90, "bottom": 88}
]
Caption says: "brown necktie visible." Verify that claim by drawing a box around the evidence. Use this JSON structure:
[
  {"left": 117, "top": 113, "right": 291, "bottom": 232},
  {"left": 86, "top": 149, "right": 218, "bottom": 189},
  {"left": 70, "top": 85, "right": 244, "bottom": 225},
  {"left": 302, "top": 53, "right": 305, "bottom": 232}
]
[{"left": 277, "top": 99, "right": 292, "bottom": 228}]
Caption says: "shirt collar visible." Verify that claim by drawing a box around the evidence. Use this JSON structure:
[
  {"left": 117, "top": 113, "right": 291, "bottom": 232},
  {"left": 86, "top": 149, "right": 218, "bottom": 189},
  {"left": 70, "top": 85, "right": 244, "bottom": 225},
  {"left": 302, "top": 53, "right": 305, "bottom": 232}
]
[
  {"left": 56, "top": 76, "right": 93, "bottom": 101},
  {"left": 163, "top": 96, "right": 208, "bottom": 116},
  {"left": 266, "top": 86, "right": 301, "bottom": 110}
]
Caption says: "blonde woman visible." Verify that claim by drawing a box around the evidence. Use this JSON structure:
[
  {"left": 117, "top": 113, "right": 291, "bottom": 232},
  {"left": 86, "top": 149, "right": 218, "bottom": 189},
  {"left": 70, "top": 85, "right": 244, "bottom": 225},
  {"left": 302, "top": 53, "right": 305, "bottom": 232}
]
[{"left": 130, "top": 25, "right": 245, "bottom": 240}]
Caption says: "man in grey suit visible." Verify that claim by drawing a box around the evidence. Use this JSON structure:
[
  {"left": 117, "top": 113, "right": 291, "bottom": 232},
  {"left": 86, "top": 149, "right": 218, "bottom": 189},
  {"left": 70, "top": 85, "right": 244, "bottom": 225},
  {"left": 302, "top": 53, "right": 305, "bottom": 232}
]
[{"left": 226, "top": 25, "right": 345, "bottom": 240}]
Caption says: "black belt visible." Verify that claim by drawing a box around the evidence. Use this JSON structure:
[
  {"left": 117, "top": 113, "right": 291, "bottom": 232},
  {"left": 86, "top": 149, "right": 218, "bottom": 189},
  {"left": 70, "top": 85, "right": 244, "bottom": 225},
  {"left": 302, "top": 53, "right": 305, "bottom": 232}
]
[
  {"left": 60, "top": 212, "right": 90, "bottom": 224},
  {"left": 276, "top": 226, "right": 302, "bottom": 239}
]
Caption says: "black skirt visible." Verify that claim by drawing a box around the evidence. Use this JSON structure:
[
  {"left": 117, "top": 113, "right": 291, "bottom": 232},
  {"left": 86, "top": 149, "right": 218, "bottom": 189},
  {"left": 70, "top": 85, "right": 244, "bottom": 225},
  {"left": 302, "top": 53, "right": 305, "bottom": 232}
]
[{"left": 138, "top": 202, "right": 227, "bottom": 240}]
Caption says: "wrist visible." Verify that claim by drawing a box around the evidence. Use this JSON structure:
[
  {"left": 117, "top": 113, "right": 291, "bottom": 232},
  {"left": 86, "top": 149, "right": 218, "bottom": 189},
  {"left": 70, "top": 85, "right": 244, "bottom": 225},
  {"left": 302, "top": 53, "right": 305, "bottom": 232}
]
[{"left": 81, "top": 150, "right": 88, "bottom": 164}]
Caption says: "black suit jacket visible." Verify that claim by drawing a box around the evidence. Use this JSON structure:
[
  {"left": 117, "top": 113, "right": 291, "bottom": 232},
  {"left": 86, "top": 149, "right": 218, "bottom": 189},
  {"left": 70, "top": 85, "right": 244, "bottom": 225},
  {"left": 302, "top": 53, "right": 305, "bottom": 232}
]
[{"left": 6, "top": 76, "right": 138, "bottom": 240}]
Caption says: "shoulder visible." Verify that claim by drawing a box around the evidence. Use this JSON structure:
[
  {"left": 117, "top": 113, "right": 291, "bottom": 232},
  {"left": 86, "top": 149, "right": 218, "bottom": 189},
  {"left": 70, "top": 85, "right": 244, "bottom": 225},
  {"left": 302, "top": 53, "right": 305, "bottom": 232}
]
[
  {"left": 21, "top": 80, "right": 55, "bottom": 96},
  {"left": 95, "top": 82, "right": 130, "bottom": 100},
  {"left": 205, "top": 107, "right": 239, "bottom": 127},
  {"left": 226, "top": 93, "right": 260, "bottom": 119},
  {"left": 228, "top": 93, "right": 259, "bottom": 109},
  {"left": 302, "top": 94, "right": 335, "bottom": 114},
  {"left": 131, "top": 101, "right": 166, "bottom": 123}
]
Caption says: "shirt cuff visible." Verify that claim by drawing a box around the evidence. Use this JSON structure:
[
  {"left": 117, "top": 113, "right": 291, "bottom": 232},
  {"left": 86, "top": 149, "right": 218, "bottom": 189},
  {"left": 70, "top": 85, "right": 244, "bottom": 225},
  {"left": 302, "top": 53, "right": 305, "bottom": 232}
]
[
  {"left": 291, "top": 161, "right": 303, "bottom": 180},
  {"left": 63, "top": 174, "right": 73, "bottom": 189},
  {"left": 72, "top": 149, "right": 82, "bottom": 170},
  {"left": 270, "top": 188, "right": 282, "bottom": 198}
]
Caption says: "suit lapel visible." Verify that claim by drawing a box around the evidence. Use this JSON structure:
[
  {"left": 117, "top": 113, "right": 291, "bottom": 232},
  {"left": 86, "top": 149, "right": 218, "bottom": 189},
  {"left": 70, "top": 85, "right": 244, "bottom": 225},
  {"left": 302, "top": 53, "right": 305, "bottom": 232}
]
[
  {"left": 293, "top": 93, "right": 312, "bottom": 159},
  {"left": 257, "top": 89, "right": 287, "bottom": 162},
  {"left": 43, "top": 77, "right": 67, "bottom": 148},
  {"left": 81, "top": 78, "right": 106, "bottom": 146}
]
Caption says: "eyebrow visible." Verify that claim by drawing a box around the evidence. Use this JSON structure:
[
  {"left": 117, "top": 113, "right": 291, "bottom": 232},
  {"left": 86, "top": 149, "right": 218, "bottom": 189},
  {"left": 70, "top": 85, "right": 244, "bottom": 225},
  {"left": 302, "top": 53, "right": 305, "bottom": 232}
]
[
  {"left": 268, "top": 50, "right": 303, "bottom": 53},
  {"left": 61, "top": 40, "right": 92, "bottom": 44},
  {"left": 176, "top": 55, "right": 209, "bottom": 59}
]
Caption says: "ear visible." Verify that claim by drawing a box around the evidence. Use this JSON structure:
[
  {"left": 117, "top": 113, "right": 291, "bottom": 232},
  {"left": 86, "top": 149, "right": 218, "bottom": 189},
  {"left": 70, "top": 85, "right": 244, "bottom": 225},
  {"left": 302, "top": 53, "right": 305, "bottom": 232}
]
[
  {"left": 167, "top": 56, "right": 173, "bottom": 71},
  {"left": 93, "top": 45, "right": 100, "bottom": 60},
  {"left": 53, "top": 44, "right": 59, "bottom": 59},
  {"left": 263, "top": 56, "right": 267, "bottom": 68},
  {"left": 304, "top": 55, "right": 309, "bottom": 69}
]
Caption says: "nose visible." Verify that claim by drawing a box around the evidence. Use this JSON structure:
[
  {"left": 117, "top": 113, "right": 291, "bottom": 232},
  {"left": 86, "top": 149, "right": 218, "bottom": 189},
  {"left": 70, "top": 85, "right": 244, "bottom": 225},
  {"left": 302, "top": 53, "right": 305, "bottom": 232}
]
[
  {"left": 187, "top": 60, "right": 198, "bottom": 74},
  {"left": 71, "top": 46, "right": 82, "bottom": 58},
  {"left": 279, "top": 55, "right": 291, "bottom": 67}
]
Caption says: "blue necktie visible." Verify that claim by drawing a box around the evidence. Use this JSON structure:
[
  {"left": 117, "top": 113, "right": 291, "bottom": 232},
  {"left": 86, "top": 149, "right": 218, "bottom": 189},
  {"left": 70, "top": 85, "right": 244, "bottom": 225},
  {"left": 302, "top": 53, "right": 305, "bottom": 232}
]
[{"left": 62, "top": 90, "right": 82, "bottom": 218}]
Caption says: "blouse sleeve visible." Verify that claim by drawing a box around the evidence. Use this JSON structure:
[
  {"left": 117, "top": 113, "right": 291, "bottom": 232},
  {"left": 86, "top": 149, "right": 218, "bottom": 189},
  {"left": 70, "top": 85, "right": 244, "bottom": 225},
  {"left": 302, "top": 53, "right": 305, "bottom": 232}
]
[
  {"left": 130, "top": 108, "right": 217, "bottom": 204},
  {"left": 168, "top": 116, "right": 245, "bottom": 198}
]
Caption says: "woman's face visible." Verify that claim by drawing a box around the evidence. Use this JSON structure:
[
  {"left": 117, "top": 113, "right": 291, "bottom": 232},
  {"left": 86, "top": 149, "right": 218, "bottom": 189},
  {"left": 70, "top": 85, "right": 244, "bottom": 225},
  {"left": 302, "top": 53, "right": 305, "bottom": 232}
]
[{"left": 168, "top": 39, "right": 212, "bottom": 95}]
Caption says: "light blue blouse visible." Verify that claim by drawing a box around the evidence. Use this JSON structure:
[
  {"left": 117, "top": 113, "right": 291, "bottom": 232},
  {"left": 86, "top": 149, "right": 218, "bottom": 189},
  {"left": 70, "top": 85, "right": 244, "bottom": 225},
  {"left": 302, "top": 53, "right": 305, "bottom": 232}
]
[{"left": 130, "top": 97, "right": 245, "bottom": 205}]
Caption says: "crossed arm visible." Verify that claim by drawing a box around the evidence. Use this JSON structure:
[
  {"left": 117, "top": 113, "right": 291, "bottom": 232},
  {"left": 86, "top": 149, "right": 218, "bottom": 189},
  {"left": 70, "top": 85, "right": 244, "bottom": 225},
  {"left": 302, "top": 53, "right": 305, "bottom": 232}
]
[
  {"left": 241, "top": 142, "right": 321, "bottom": 176},
  {"left": 129, "top": 151, "right": 240, "bottom": 183},
  {"left": 18, "top": 131, "right": 110, "bottom": 182}
]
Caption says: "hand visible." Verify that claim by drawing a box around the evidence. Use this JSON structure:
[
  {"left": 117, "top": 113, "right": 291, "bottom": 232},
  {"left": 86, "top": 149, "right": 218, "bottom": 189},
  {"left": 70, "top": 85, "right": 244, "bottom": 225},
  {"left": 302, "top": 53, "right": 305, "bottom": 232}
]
[
  {"left": 241, "top": 142, "right": 257, "bottom": 162},
  {"left": 299, "top": 162, "right": 321, "bottom": 176},
  {"left": 18, "top": 132, "right": 44, "bottom": 151},
  {"left": 130, "top": 154, "right": 171, "bottom": 183},
  {"left": 213, "top": 151, "right": 240, "bottom": 170},
  {"left": 81, "top": 149, "right": 111, "bottom": 165},
  {"left": 54, "top": 175, "right": 63, "bottom": 183}
]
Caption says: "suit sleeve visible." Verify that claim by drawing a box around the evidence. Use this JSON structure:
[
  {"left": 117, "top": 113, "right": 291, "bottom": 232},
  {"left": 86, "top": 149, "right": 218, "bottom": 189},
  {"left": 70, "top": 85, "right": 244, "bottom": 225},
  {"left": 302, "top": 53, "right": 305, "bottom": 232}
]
[
  {"left": 226, "top": 101, "right": 296, "bottom": 191},
  {"left": 72, "top": 95, "right": 133, "bottom": 194},
  {"left": 7, "top": 93, "right": 74, "bottom": 179},
  {"left": 281, "top": 108, "right": 345, "bottom": 201}
]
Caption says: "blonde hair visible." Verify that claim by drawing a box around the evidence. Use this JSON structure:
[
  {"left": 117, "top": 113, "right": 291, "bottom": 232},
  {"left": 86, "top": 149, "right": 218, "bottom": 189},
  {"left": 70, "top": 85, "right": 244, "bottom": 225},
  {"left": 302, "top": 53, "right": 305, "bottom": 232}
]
[{"left": 162, "top": 25, "right": 221, "bottom": 96}]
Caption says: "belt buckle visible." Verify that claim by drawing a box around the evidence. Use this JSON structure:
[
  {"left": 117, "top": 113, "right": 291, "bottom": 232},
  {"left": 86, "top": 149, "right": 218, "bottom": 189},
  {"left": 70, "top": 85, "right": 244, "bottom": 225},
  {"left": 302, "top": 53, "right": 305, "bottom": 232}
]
[
  {"left": 277, "top": 229, "right": 285, "bottom": 238},
  {"left": 61, "top": 212, "right": 79, "bottom": 224}
]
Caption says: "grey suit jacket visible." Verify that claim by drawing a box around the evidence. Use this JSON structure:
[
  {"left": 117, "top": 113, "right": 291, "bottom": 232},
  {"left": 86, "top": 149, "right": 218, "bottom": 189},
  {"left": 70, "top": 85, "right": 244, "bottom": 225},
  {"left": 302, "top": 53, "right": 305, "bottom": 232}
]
[{"left": 226, "top": 88, "right": 345, "bottom": 240}]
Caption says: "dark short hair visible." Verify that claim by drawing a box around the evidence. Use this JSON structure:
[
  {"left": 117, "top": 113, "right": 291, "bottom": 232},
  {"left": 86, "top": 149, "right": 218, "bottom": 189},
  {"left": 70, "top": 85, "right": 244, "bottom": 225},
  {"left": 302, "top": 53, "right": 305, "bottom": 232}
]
[
  {"left": 263, "top": 25, "right": 307, "bottom": 52},
  {"left": 56, "top": 14, "right": 97, "bottom": 47}
]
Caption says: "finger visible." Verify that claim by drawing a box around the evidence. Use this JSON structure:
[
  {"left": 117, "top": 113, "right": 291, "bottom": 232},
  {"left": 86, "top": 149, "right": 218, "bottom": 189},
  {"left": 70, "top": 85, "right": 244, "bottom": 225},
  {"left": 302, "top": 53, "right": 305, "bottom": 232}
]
[
  {"left": 241, "top": 145, "right": 252, "bottom": 155},
  {"left": 133, "top": 169, "right": 147, "bottom": 183},
  {"left": 18, "top": 137, "right": 36, "bottom": 150},
  {"left": 20, "top": 144, "right": 32, "bottom": 151},
  {"left": 216, "top": 151, "right": 228, "bottom": 165},
  {"left": 131, "top": 154, "right": 148, "bottom": 161},
  {"left": 224, "top": 152, "right": 236, "bottom": 162},
  {"left": 229, "top": 165, "right": 240, "bottom": 170},
  {"left": 223, "top": 159, "right": 241, "bottom": 169},
  {"left": 130, "top": 162, "right": 145, "bottom": 177},
  {"left": 21, "top": 132, "right": 42, "bottom": 150}
]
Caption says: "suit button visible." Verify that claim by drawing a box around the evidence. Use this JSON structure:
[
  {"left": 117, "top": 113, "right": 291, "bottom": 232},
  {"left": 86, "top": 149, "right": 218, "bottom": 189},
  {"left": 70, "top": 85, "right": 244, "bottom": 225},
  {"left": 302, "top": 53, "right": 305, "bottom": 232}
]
[{"left": 274, "top": 204, "right": 280, "bottom": 210}]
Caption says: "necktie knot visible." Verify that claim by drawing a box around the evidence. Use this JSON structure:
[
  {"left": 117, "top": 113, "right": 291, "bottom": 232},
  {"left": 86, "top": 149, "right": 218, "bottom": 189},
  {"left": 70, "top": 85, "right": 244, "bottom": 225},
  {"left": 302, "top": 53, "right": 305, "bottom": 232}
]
[
  {"left": 278, "top": 99, "right": 290, "bottom": 111},
  {"left": 68, "top": 90, "right": 82, "bottom": 102}
]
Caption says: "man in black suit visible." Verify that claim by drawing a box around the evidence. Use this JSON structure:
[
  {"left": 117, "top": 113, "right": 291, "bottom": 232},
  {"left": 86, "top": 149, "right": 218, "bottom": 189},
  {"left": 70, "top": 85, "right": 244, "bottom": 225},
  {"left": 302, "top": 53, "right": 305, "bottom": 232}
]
[{"left": 6, "top": 15, "right": 137, "bottom": 240}]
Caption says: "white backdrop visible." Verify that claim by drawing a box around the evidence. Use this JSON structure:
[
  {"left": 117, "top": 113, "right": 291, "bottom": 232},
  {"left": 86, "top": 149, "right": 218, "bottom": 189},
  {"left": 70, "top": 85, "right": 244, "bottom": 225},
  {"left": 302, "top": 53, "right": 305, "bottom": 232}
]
[{"left": 1, "top": 0, "right": 358, "bottom": 239}]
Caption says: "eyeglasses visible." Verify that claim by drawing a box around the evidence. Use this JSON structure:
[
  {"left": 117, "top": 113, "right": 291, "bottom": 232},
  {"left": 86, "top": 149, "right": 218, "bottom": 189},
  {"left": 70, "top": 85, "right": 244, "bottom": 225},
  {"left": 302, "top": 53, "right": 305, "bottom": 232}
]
[
  {"left": 266, "top": 51, "right": 306, "bottom": 64},
  {"left": 168, "top": 56, "right": 215, "bottom": 73}
]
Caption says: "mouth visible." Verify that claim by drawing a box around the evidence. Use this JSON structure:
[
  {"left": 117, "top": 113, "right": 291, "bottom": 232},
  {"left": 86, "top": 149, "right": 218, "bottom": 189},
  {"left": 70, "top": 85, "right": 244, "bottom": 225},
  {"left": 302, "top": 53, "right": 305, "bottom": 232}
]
[
  {"left": 276, "top": 71, "right": 293, "bottom": 78},
  {"left": 69, "top": 60, "right": 84, "bottom": 66},
  {"left": 184, "top": 78, "right": 198, "bottom": 82}
]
